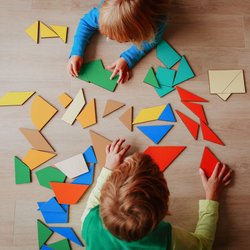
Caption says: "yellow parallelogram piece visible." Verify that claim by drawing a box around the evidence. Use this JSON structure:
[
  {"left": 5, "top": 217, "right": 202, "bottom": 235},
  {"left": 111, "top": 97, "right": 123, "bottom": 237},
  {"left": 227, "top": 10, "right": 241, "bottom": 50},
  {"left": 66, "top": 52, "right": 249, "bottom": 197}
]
[
  {"left": 50, "top": 25, "right": 68, "bottom": 43},
  {"left": 40, "top": 22, "right": 59, "bottom": 38},
  {"left": 58, "top": 92, "right": 72, "bottom": 108},
  {"left": 0, "top": 92, "right": 35, "bottom": 106},
  {"left": 25, "top": 21, "right": 39, "bottom": 43}
]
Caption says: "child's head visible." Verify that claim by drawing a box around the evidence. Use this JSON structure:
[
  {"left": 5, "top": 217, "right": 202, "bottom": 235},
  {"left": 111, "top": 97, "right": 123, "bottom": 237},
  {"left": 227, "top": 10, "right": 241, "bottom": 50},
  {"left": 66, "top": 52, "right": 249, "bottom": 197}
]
[
  {"left": 99, "top": 0, "right": 171, "bottom": 45},
  {"left": 100, "top": 153, "right": 169, "bottom": 241}
]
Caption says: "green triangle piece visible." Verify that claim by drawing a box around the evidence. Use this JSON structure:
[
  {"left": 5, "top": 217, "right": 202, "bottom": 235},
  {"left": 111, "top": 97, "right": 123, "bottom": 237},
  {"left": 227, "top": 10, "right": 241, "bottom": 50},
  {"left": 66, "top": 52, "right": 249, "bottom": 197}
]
[
  {"left": 173, "top": 56, "right": 195, "bottom": 86},
  {"left": 47, "top": 239, "right": 71, "bottom": 250},
  {"left": 37, "top": 220, "right": 53, "bottom": 248},
  {"left": 154, "top": 85, "right": 175, "bottom": 97},
  {"left": 156, "top": 66, "right": 176, "bottom": 87},
  {"left": 35, "top": 166, "right": 66, "bottom": 189},
  {"left": 14, "top": 156, "right": 31, "bottom": 184},
  {"left": 143, "top": 67, "right": 159, "bottom": 88}
]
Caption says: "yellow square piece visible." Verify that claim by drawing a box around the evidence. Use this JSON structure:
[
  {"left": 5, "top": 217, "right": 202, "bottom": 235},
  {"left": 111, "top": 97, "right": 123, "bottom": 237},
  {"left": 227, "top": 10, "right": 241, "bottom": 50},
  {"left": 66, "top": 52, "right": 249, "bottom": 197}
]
[
  {"left": 0, "top": 92, "right": 35, "bottom": 106},
  {"left": 50, "top": 25, "right": 68, "bottom": 43},
  {"left": 58, "top": 92, "right": 73, "bottom": 108}
]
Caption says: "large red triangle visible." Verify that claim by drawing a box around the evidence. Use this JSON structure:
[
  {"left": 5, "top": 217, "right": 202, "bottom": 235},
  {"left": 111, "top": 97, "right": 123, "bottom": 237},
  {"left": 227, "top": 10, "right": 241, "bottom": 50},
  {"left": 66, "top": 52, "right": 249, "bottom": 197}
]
[
  {"left": 176, "top": 110, "right": 199, "bottom": 140},
  {"left": 182, "top": 102, "right": 208, "bottom": 124},
  {"left": 144, "top": 146, "right": 186, "bottom": 172},
  {"left": 200, "top": 121, "right": 224, "bottom": 146},
  {"left": 176, "top": 86, "right": 208, "bottom": 102}
]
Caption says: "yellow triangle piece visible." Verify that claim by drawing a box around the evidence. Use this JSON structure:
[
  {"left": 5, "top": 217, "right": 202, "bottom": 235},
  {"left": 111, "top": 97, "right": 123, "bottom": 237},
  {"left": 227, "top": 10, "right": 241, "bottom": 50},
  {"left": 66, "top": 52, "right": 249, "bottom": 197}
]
[
  {"left": 50, "top": 25, "right": 68, "bottom": 43},
  {"left": 0, "top": 92, "right": 35, "bottom": 106},
  {"left": 40, "top": 22, "right": 59, "bottom": 38},
  {"left": 77, "top": 99, "right": 97, "bottom": 128},
  {"left": 58, "top": 93, "right": 72, "bottom": 108},
  {"left": 25, "top": 21, "right": 39, "bottom": 43},
  {"left": 133, "top": 105, "right": 166, "bottom": 125},
  {"left": 22, "top": 149, "right": 57, "bottom": 170}
]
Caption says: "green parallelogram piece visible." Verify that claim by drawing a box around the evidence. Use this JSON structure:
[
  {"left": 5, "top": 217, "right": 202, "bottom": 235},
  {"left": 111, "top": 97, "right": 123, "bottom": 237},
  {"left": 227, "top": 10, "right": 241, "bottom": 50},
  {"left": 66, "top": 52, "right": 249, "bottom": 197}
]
[
  {"left": 14, "top": 156, "right": 31, "bottom": 184},
  {"left": 37, "top": 220, "right": 53, "bottom": 248},
  {"left": 156, "top": 66, "right": 176, "bottom": 87},
  {"left": 47, "top": 239, "right": 71, "bottom": 250},
  {"left": 143, "top": 67, "right": 159, "bottom": 88}
]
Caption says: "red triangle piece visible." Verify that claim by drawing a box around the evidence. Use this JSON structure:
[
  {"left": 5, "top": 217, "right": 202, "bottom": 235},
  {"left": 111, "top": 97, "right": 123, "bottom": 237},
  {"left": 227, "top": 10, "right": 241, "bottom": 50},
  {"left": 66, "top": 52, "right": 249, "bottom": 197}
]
[
  {"left": 176, "top": 110, "right": 199, "bottom": 140},
  {"left": 50, "top": 182, "right": 89, "bottom": 204},
  {"left": 176, "top": 86, "right": 208, "bottom": 102},
  {"left": 182, "top": 102, "right": 208, "bottom": 124},
  {"left": 200, "top": 121, "right": 225, "bottom": 146},
  {"left": 144, "top": 146, "right": 186, "bottom": 172}
]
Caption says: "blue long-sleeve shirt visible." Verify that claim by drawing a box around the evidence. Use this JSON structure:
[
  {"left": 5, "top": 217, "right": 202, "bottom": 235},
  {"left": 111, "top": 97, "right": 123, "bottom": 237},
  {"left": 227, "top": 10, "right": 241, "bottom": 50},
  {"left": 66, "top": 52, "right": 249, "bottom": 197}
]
[{"left": 70, "top": 3, "right": 167, "bottom": 68}]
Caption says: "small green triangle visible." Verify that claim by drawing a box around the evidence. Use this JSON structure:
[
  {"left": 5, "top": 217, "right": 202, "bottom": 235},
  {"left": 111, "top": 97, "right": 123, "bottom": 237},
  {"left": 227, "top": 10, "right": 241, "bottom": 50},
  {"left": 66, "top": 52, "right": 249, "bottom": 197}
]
[
  {"left": 48, "top": 239, "right": 71, "bottom": 250},
  {"left": 37, "top": 220, "right": 53, "bottom": 248},
  {"left": 14, "top": 156, "right": 31, "bottom": 184},
  {"left": 143, "top": 67, "right": 160, "bottom": 88}
]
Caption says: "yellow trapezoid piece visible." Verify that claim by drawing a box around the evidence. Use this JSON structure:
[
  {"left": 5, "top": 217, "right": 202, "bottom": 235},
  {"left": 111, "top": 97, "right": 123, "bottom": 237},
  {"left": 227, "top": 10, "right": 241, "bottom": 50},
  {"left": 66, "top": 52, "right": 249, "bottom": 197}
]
[
  {"left": 25, "top": 21, "right": 39, "bottom": 43},
  {"left": 58, "top": 92, "right": 72, "bottom": 108},
  {"left": 0, "top": 92, "right": 35, "bottom": 106},
  {"left": 40, "top": 22, "right": 59, "bottom": 38},
  {"left": 50, "top": 25, "right": 68, "bottom": 43}
]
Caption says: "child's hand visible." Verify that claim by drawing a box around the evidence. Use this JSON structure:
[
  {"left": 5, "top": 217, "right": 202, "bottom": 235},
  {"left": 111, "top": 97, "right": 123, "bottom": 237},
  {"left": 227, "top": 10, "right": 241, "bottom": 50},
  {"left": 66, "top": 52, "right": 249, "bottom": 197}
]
[
  {"left": 67, "top": 55, "right": 83, "bottom": 77},
  {"left": 105, "top": 139, "right": 131, "bottom": 170},
  {"left": 107, "top": 58, "right": 131, "bottom": 84},
  {"left": 199, "top": 162, "right": 233, "bottom": 201}
]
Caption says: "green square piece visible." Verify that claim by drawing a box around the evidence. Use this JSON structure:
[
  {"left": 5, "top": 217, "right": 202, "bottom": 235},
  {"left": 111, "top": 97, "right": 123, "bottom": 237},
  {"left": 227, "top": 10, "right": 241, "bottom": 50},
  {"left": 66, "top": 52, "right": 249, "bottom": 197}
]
[
  {"left": 143, "top": 67, "right": 160, "bottom": 88},
  {"left": 156, "top": 66, "right": 176, "bottom": 87},
  {"left": 14, "top": 156, "right": 31, "bottom": 184},
  {"left": 37, "top": 220, "right": 53, "bottom": 248}
]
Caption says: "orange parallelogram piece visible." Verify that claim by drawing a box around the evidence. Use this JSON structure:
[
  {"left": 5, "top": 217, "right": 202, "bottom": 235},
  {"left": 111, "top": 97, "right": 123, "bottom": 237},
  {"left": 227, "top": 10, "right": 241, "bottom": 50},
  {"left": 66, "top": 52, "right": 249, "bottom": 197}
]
[{"left": 182, "top": 102, "right": 208, "bottom": 124}]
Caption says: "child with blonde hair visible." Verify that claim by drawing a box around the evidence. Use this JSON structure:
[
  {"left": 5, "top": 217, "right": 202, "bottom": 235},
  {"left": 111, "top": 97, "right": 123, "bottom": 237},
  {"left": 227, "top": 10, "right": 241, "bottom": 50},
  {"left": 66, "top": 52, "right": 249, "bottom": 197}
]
[
  {"left": 81, "top": 139, "right": 233, "bottom": 249},
  {"left": 68, "top": 0, "right": 171, "bottom": 84}
]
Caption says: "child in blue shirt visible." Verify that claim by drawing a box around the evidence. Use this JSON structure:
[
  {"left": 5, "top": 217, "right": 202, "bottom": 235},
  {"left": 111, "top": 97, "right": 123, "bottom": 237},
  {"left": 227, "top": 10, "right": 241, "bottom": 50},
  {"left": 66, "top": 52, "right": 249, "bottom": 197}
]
[{"left": 68, "top": 0, "right": 170, "bottom": 83}]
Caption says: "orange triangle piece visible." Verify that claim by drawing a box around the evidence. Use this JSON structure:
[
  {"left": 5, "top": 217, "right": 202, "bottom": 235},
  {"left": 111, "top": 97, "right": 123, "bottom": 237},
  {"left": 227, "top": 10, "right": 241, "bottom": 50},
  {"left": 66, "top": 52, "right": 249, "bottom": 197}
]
[
  {"left": 182, "top": 102, "right": 208, "bottom": 124},
  {"left": 119, "top": 106, "right": 133, "bottom": 131},
  {"left": 103, "top": 100, "right": 125, "bottom": 117},
  {"left": 176, "top": 86, "right": 208, "bottom": 102},
  {"left": 176, "top": 110, "right": 199, "bottom": 140},
  {"left": 144, "top": 146, "right": 186, "bottom": 172},
  {"left": 50, "top": 182, "right": 89, "bottom": 204},
  {"left": 200, "top": 121, "right": 225, "bottom": 146}
]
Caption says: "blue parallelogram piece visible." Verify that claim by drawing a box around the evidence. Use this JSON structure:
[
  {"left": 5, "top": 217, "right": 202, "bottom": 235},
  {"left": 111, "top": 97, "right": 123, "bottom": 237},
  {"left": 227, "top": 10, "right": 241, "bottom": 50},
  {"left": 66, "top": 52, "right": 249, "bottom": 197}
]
[{"left": 72, "top": 164, "right": 95, "bottom": 185}]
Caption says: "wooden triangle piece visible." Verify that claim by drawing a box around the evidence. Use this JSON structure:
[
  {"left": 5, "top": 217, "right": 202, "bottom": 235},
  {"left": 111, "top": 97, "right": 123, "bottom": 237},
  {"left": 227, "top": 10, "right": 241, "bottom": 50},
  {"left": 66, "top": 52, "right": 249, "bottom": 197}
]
[
  {"left": 58, "top": 93, "right": 72, "bottom": 108},
  {"left": 0, "top": 92, "right": 35, "bottom": 106},
  {"left": 216, "top": 93, "right": 231, "bottom": 101},
  {"left": 103, "top": 99, "right": 125, "bottom": 117},
  {"left": 182, "top": 102, "right": 208, "bottom": 124},
  {"left": 176, "top": 86, "right": 208, "bottom": 102},
  {"left": 25, "top": 21, "right": 39, "bottom": 43},
  {"left": 119, "top": 106, "right": 133, "bottom": 131},
  {"left": 50, "top": 25, "right": 68, "bottom": 43},
  {"left": 40, "top": 22, "right": 59, "bottom": 38}
]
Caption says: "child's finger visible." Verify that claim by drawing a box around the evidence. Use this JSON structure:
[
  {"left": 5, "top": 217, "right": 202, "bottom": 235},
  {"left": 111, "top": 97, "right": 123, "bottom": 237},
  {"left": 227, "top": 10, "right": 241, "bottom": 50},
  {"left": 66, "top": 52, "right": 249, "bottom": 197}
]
[
  {"left": 107, "top": 62, "right": 116, "bottom": 70},
  {"left": 72, "top": 63, "right": 78, "bottom": 77},
  {"left": 199, "top": 168, "right": 207, "bottom": 186},
  {"left": 110, "top": 68, "right": 119, "bottom": 80},
  {"left": 110, "top": 139, "right": 120, "bottom": 151},
  {"left": 222, "top": 169, "right": 233, "bottom": 183},
  {"left": 114, "top": 139, "right": 125, "bottom": 153},
  {"left": 119, "top": 145, "right": 131, "bottom": 156},
  {"left": 218, "top": 163, "right": 227, "bottom": 180},
  {"left": 105, "top": 144, "right": 111, "bottom": 154},
  {"left": 211, "top": 162, "right": 220, "bottom": 178},
  {"left": 117, "top": 70, "right": 124, "bottom": 84},
  {"left": 69, "top": 64, "right": 75, "bottom": 77},
  {"left": 224, "top": 179, "right": 232, "bottom": 186}
]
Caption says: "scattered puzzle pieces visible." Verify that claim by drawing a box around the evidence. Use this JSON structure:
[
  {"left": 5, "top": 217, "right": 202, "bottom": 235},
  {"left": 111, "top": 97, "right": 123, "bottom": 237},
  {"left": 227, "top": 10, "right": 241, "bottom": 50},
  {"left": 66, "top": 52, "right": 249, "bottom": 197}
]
[
  {"left": 72, "top": 164, "right": 95, "bottom": 185},
  {"left": 176, "top": 86, "right": 208, "bottom": 102},
  {"left": 58, "top": 93, "right": 73, "bottom": 108},
  {"left": 0, "top": 92, "right": 35, "bottom": 106},
  {"left": 119, "top": 106, "right": 133, "bottom": 131},
  {"left": 14, "top": 156, "right": 31, "bottom": 184},
  {"left": 25, "top": 21, "right": 39, "bottom": 43},
  {"left": 103, "top": 99, "right": 125, "bottom": 117},
  {"left": 144, "top": 67, "right": 159, "bottom": 88},
  {"left": 158, "top": 103, "right": 176, "bottom": 122},
  {"left": 182, "top": 102, "right": 208, "bottom": 124},
  {"left": 37, "top": 220, "right": 53, "bottom": 248}
]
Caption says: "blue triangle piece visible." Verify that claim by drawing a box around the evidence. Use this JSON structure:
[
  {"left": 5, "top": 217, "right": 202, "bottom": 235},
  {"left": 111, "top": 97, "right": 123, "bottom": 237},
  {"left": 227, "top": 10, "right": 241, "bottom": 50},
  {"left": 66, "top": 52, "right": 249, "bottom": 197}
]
[
  {"left": 50, "top": 227, "right": 83, "bottom": 246},
  {"left": 38, "top": 197, "right": 65, "bottom": 213},
  {"left": 154, "top": 84, "right": 175, "bottom": 97},
  {"left": 156, "top": 66, "right": 176, "bottom": 87},
  {"left": 72, "top": 164, "right": 95, "bottom": 185},
  {"left": 41, "top": 245, "right": 53, "bottom": 250},
  {"left": 137, "top": 125, "right": 173, "bottom": 144},
  {"left": 83, "top": 146, "right": 97, "bottom": 164},
  {"left": 158, "top": 104, "right": 176, "bottom": 122},
  {"left": 173, "top": 56, "right": 195, "bottom": 86}
]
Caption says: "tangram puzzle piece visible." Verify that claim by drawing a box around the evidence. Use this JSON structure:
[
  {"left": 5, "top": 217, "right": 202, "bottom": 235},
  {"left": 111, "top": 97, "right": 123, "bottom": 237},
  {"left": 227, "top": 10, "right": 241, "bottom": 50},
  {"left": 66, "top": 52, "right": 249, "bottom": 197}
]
[
  {"left": 72, "top": 164, "right": 95, "bottom": 185},
  {"left": 154, "top": 84, "right": 175, "bottom": 97},
  {"left": 176, "top": 86, "right": 208, "bottom": 102},
  {"left": 0, "top": 92, "right": 35, "bottom": 106},
  {"left": 22, "top": 149, "right": 57, "bottom": 170},
  {"left": 37, "top": 220, "right": 53, "bottom": 248},
  {"left": 144, "top": 146, "right": 186, "bottom": 172},
  {"left": 83, "top": 146, "right": 97, "bottom": 164},
  {"left": 49, "top": 227, "right": 83, "bottom": 247},
  {"left": 54, "top": 154, "right": 88, "bottom": 179},
  {"left": 40, "top": 22, "right": 59, "bottom": 38},
  {"left": 144, "top": 67, "right": 159, "bottom": 88},
  {"left": 36, "top": 166, "right": 66, "bottom": 189},
  {"left": 30, "top": 95, "right": 58, "bottom": 130},
  {"left": 62, "top": 89, "right": 86, "bottom": 125},
  {"left": 133, "top": 105, "right": 166, "bottom": 125},
  {"left": 200, "top": 121, "right": 225, "bottom": 146},
  {"left": 119, "top": 106, "right": 133, "bottom": 131},
  {"left": 41, "top": 245, "right": 53, "bottom": 250},
  {"left": 156, "top": 66, "right": 176, "bottom": 87},
  {"left": 58, "top": 93, "right": 72, "bottom": 108},
  {"left": 216, "top": 93, "right": 232, "bottom": 101},
  {"left": 50, "top": 25, "right": 68, "bottom": 43},
  {"left": 103, "top": 99, "right": 125, "bottom": 117},
  {"left": 51, "top": 182, "right": 89, "bottom": 204},
  {"left": 89, "top": 130, "right": 112, "bottom": 167},
  {"left": 47, "top": 239, "right": 71, "bottom": 250},
  {"left": 182, "top": 102, "right": 208, "bottom": 124},
  {"left": 173, "top": 56, "right": 195, "bottom": 86},
  {"left": 25, "top": 21, "right": 39, "bottom": 43},
  {"left": 77, "top": 98, "right": 97, "bottom": 128},
  {"left": 137, "top": 125, "right": 173, "bottom": 144},
  {"left": 157, "top": 40, "right": 181, "bottom": 68},
  {"left": 175, "top": 110, "right": 199, "bottom": 140},
  {"left": 14, "top": 156, "right": 31, "bottom": 184},
  {"left": 158, "top": 103, "right": 176, "bottom": 122},
  {"left": 19, "top": 128, "right": 54, "bottom": 152}
]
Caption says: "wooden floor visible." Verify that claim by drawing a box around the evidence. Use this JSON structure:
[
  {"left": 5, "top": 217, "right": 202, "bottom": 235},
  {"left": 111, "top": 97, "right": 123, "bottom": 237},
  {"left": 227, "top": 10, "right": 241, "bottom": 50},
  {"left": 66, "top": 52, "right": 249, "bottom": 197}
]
[{"left": 0, "top": 0, "right": 250, "bottom": 249}]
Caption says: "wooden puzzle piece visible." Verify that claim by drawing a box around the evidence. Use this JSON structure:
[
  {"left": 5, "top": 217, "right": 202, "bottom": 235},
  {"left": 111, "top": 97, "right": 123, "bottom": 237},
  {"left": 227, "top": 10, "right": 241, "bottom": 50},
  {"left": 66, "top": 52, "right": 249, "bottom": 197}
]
[
  {"left": 58, "top": 93, "right": 73, "bottom": 108},
  {"left": 83, "top": 146, "right": 97, "bottom": 164},
  {"left": 14, "top": 156, "right": 31, "bottom": 184},
  {"left": 144, "top": 146, "right": 186, "bottom": 172},
  {"left": 119, "top": 106, "right": 133, "bottom": 131},
  {"left": 47, "top": 239, "right": 71, "bottom": 250},
  {"left": 22, "top": 149, "right": 57, "bottom": 170},
  {"left": 175, "top": 110, "right": 199, "bottom": 140},
  {"left": 158, "top": 103, "right": 176, "bottom": 122},
  {"left": 156, "top": 66, "right": 176, "bottom": 87},
  {"left": 35, "top": 166, "right": 66, "bottom": 189},
  {"left": 19, "top": 128, "right": 55, "bottom": 152},
  {"left": 37, "top": 220, "right": 53, "bottom": 248},
  {"left": 50, "top": 25, "right": 68, "bottom": 43},
  {"left": 25, "top": 21, "right": 39, "bottom": 43},
  {"left": 176, "top": 86, "right": 208, "bottom": 102},
  {"left": 154, "top": 84, "right": 175, "bottom": 97},
  {"left": 200, "top": 121, "right": 225, "bottom": 146},
  {"left": 0, "top": 92, "right": 35, "bottom": 106},
  {"left": 182, "top": 102, "right": 208, "bottom": 124},
  {"left": 103, "top": 99, "right": 125, "bottom": 117},
  {"left": 40, "top": 22, "right": 59, "bottom": 38},
  {"left": 72, "top": 164, "right": 95, "bottom": 185},
  {"left": 54, "top": 154, "right": 88, "bottom": 179},
  {"left": 216, "top": 93, "right": 232, "bottom": 101},
  {"left": 61, "top": 89, "right": 85, "bottom": 125},
  {"left": 30, "top": 95, "right": 58, "bottom": 130},
  {"left": 76, "top": 99, "right": 97, "bottom": 128},
  {"left": 50, "top": 182, "right": 89, "bottom": 205},
  {"left": 143, "top": 67, "right": 159, "bottom": 88}
]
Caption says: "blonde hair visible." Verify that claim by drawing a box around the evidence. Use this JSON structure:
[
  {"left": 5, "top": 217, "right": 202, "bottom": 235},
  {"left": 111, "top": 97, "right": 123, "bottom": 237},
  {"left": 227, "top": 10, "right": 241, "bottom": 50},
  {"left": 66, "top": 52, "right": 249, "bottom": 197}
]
[
  {"left": 100, "top": 153, "right": 169, "bottom": 241},
  {"left": 99, "top": 0, "right": 171, "bottom": 46}
]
